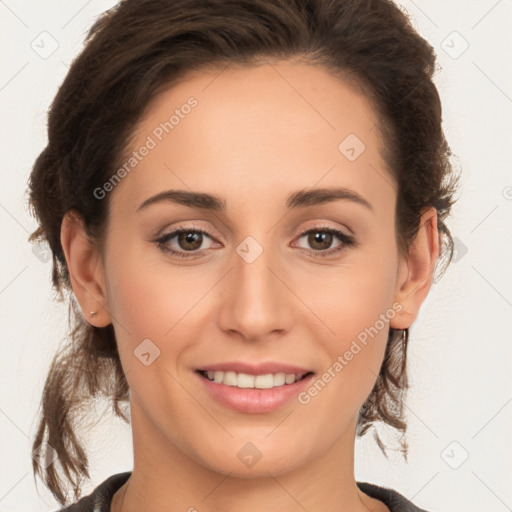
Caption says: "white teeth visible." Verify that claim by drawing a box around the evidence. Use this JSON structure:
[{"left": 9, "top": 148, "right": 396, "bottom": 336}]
[
  {"left": 237, "top": 373, "right": 255, "bottom": 388},
  {"left": 223, "top": 371, "right": 238, "bottom": 386},
  {"left": 273, "top": 373, "right": 286, "bottom": 386},
  {"left": 254, "top": 374, "right": 274, "bottom": 389},
  {"left": 203, "top": 370, "right": 306, "bottom": 388},
  {"left": 285, "top": 373, "right": 296, "bottom": 384}
]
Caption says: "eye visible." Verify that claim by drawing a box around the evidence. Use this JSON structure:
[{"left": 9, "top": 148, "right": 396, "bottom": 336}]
[
  {"left": 294, "top": 226, "right": 356, "bottom": 257},
  {"left": 155, "top": 227, "right": 217, "bottom": 258},
  {"left": 154, "top": 224, "right": 356, "bottom": 259}
]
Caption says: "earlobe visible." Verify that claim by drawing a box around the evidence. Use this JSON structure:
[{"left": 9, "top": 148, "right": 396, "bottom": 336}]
[
  {"left": 390, "top": 207, "right": 440, "bottom": 330},
  {"left": 60, "top": 210, "right": 111, "bottom": 327}
]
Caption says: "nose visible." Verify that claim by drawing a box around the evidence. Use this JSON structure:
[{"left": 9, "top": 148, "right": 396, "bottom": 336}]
[{"left": 217, "top": 240, "right": 294, "bottom": 342}]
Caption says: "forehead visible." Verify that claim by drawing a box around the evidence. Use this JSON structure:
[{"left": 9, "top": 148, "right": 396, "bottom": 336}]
[{"left": 109, "top": 60, "right": 393, "bottom": 216}]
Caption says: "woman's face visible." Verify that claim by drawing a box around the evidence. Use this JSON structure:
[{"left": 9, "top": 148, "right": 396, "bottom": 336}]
[{"left": 82, "top": 60, "right": 433, "bottom": 477}]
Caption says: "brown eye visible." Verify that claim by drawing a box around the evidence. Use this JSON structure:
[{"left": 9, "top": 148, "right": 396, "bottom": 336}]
[
  {"left": 156, "top": 228, "right": 216, "bottom": 257},
  {"left": 294, "top": 227, "right": 356, "bottom": 258},
  {"left": 298, "top": 230, "right": 341, "bottom": 252},
  {"left": 306, "top": 231, "right": 334, "bottom": 251},
  {"left": 177, "top": 231, "right": 204, "bottom": 251}
]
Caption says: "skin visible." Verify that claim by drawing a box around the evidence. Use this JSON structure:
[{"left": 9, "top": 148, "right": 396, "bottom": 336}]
[{"left": 61, "top": 59, "right": 439, "bottom": 512}]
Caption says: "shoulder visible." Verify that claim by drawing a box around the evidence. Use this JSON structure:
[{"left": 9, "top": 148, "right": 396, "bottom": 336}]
[
  {"left": 357, "top": 481, "right": 432, "bottom": 512},
  {"left": 55, "top": 472, "right": 131, "bottom": 512}
]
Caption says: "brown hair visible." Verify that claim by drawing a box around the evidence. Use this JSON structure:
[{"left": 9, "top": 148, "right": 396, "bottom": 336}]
[{"left": 27, "top": 0, "right": 458, "bottom": 505}]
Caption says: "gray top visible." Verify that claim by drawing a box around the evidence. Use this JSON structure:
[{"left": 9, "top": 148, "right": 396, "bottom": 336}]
[{"left": 57, "top": 471, "right": 430, "bottom": 512}]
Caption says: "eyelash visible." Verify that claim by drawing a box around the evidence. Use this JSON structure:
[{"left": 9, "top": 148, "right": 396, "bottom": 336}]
[{"left": 154, "top": 225, "right": 356, "bottom": 259}]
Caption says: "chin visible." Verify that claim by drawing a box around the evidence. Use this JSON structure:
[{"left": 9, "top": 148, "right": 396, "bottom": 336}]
[{"left": 192, "top": 440, "right": 308, "bottom": 478}]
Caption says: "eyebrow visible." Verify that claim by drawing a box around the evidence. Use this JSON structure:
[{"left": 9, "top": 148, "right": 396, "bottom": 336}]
[{"left": 136, "top": 187, "right": 373, "bottom": 213}]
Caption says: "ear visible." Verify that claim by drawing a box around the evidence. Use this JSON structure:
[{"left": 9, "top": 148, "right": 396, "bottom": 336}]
[
  {"left": 60, "top": 210, "right": 112, "bottom": 327},
  {"left": 390, "top": 206, "right": 440, "bottom": 330}
]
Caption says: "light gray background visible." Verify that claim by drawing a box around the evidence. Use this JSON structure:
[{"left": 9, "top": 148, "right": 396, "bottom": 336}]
[{"left": 1, "top": 1, "right": 511, "bottom": 511}]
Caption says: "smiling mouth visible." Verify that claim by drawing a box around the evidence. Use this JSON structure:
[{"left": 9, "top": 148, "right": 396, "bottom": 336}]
[{"left": 197, "top": 370, "right": 314, "bottom": 389}]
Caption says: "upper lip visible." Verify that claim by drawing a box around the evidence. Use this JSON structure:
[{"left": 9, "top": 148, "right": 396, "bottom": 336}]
[{"left": 196, "top": 361, "right": 314, "bottom": 376}]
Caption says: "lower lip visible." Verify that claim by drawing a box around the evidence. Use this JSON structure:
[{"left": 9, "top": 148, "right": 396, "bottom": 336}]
[{"left": 196, "top": 372, "right": 315, "bottom": 414}]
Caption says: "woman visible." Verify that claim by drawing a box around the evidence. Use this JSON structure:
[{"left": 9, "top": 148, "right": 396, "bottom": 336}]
[{"left": 27, "top": 0, "right": 458, "bottom": 510}]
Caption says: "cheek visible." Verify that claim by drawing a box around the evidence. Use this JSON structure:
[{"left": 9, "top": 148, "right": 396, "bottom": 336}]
[
  {"left": 296, "top": 280, "right": 394, "bottom": 440},
  {"left": 297, "top": 250, "right": 398, "bottom": 345},
  {"left": 103, "top": 245, "right": 223, "bottom": 391},
  {"left": 105, "top": 247, "right": 211, "bottom": 337},
  {"left": 104, "top": 258, "right": 202, "bottom": 414},
  {"left": 294, "top": 247, "right": 399, "bottom": 400}
]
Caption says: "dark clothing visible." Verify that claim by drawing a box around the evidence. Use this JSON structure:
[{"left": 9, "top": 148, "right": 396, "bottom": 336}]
[{"left": 57, "top": 471, "right": 430, "bottom": 511}]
